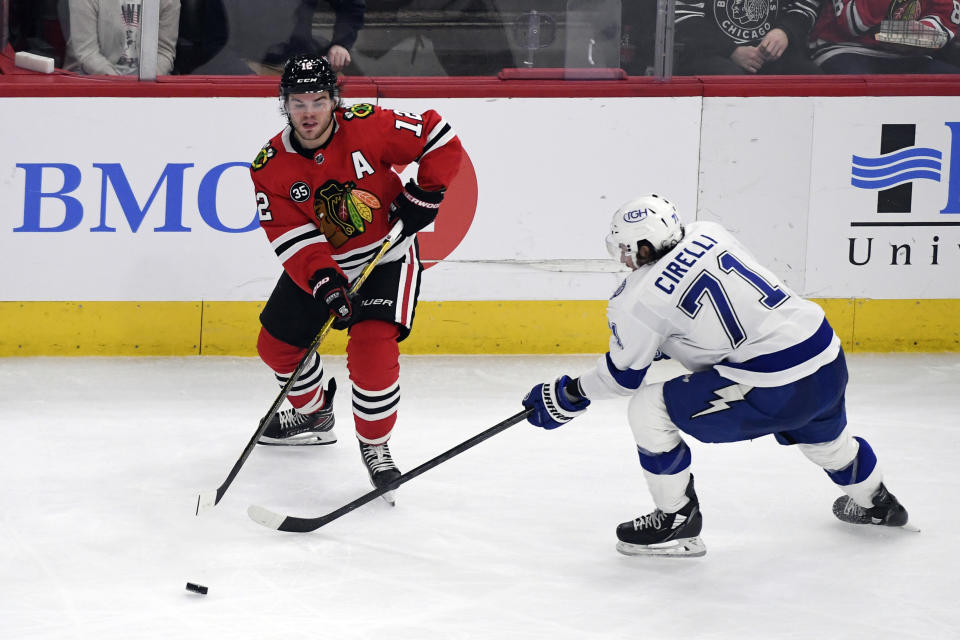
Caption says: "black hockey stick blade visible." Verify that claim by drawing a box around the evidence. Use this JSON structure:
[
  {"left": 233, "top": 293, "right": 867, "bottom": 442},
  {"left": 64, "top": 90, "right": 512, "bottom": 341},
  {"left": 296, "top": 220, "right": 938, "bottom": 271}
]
[
  {"left": 196, "top": 223, "right": 404, "bottom": 516},
  {"left": 196, "top": 318, "right": 334, "bottom": 514},
  {"left": 247, "top": 407, "right": 535, "bottom": 532}
]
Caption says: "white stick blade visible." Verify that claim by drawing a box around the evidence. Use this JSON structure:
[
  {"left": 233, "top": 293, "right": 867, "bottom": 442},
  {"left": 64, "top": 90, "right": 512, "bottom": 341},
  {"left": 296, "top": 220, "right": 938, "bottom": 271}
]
[
  {"left": 196, "top": 490, "right": 217, "bottom": 515},
  {"left": 247, "top": 505, "right": 287, "bottom": 530}
]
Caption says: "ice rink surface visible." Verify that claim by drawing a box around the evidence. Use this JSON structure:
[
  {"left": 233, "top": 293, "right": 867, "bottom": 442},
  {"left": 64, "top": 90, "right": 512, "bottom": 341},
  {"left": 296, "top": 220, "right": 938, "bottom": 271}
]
[{"left": 1, "top": 353, "right": 958, "bottom": 640}]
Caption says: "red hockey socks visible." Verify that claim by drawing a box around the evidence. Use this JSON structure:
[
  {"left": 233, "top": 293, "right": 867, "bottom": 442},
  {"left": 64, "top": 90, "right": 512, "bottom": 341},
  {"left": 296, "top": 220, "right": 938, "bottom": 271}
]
[
  {"left": 256, "top": 328, "right": 328, "bottom": 413},
  {"left": 347, "top": 320, "right": 401, "bottom": 444}
]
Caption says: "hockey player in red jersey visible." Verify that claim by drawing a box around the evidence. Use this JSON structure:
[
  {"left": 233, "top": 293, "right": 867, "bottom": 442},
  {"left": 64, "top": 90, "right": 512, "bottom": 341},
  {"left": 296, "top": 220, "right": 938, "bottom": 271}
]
[
  {"left": 809, "top": 0, "right": 960, "bottom": 72},
  {"left": 249, "top": 55, "right": 465, "bottom": 502}
]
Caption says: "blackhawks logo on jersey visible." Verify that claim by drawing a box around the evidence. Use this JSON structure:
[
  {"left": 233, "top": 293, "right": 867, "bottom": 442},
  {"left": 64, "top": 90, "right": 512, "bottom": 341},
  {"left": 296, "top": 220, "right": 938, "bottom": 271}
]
[
  {"left": 886, "top": 0, "right": 920, "bottom": 19},
  {"left": 251, "top": 144, "right": 276, "bottom": 171},
  {"left": 713, "top": 0, "right": 777, "bottom": 43},
  {"left": 343, "top": 103, "right": 375, "bottom": 120},
  {"left": 314, "top": 180, "right": 382, "bottom": 247}
]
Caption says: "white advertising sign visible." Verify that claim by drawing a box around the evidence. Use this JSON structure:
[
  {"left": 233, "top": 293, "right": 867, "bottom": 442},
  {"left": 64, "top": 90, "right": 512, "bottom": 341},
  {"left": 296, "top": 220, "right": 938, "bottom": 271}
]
[
  {"left": 697, "top": 97, "right": 815, "bottom": 293},
  {"left": 806, "top": 97, "right": 960, "bottom": 299},
  {"left": 0, "top": 97, "right": 702, "bottom": 301},
  {"left": 0, "top": 97, "right": 283, "bottom": 301}
]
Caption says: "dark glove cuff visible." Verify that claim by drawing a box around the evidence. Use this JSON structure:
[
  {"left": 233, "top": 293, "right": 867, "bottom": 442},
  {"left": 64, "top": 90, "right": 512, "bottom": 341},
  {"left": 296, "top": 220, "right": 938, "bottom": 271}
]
[
  {"left": 563, "top": 376, "right": 586, "bottom": 403},
  {"left": 404, "top": 180, "right": 445, "bottom": 206},
  {"left": 308, "top": 267, "right": 347, "bottom": 296}
]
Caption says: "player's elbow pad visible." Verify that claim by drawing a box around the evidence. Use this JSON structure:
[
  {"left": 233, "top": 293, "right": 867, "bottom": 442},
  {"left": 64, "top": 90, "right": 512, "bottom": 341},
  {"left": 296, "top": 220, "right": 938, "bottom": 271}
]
[{"left": 598, "top": 353, "right": 649, "bottom": 396}]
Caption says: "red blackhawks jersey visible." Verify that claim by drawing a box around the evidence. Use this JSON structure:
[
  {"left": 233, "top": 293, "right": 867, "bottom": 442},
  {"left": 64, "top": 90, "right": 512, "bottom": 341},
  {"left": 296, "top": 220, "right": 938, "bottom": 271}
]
[
  {"left": 810, "top": 0, "right": 958, "bottom": 62},
  {"left": 249, "top": 103, "right": 464, "bottom": 292}
]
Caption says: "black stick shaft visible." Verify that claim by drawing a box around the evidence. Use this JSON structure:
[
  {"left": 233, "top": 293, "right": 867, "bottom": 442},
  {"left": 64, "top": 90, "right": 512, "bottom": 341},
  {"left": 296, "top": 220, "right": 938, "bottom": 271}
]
[
  {"left": 269, "top": 407, "right": 534, "bottom": 532},
  {"left": 204, "top": 318, "right": 333, "bottom": 509}
]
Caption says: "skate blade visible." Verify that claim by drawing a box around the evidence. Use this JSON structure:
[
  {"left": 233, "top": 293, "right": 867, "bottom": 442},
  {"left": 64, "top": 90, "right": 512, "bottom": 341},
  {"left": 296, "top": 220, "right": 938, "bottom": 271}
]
[
  {"left": 258, "top": 431, "right": 337, "bottom": 446},
  {"left": 616, "top": 536, "right": 707, "bottom": 558},
  {"left": 367, "top": 478, "right": 396, "bottom": 506},
  {"left": 835, "top": 516, "right": 922, "bottom": 532}
]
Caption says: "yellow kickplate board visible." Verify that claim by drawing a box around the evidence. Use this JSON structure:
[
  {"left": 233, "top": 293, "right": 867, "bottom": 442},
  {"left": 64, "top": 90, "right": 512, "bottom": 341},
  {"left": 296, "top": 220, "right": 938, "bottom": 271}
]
[{"left": 1, "top": 299, "right": 958, "bottom": 356}]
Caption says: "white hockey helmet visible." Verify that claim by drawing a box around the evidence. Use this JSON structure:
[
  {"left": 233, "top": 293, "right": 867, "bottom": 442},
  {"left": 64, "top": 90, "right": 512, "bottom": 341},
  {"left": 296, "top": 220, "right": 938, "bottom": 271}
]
[{"left": 606, "top": 194, "right": 683, "bottom": 269}]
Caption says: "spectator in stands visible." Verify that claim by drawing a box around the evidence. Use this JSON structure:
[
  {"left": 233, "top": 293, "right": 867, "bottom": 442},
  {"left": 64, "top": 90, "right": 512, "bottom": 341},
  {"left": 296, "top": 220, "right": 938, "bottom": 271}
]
[
  {"left": 262, "top": 0, "right": 366, "bottom": 72},
  {"left": 9, "top": 0, "right": 66, "bottom": 66},
  {"left": 674, "top": 0, "right": 822, "bottom": 74},
  {"left": 63, "top": 0, "right": 181, "bottom": 75},
  {"left": 809, "top": 0, "right": 960, "bottom": 73},
  {"left": 172, "top": 0, "right": 234, "bottom": 74},
  {"left": 349, "top": 0, "right": 514, "bottom": 76},
  {"left": 620, "top": 0, "right": 655, "bottom": 75}
]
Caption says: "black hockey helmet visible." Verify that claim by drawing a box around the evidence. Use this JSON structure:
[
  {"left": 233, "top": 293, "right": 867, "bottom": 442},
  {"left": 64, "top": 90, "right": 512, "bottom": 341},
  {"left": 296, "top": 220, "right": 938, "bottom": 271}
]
[{"left": 279, "top": 55, "right": 340, "bottom": 101}]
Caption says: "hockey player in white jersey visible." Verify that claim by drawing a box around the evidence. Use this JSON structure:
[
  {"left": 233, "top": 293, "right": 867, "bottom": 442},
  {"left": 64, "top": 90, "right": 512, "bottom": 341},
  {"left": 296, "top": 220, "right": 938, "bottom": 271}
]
[{"left": 521, "top": 194, "right": 911, "bottom": 557}]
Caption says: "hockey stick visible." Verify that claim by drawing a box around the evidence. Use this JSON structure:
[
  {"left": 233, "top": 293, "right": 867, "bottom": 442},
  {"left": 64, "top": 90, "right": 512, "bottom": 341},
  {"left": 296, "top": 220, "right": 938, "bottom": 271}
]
[
  {"left": 247, "top": 407, "right": 535, "bottom": 532},
  {"left": 196, "top": 222, "right": 405, "bottom": 515}
]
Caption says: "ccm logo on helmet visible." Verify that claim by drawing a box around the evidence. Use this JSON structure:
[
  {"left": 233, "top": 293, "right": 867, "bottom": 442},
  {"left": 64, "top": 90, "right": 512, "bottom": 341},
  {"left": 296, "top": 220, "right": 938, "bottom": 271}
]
[{"left": 623, "top": 209, "right": 650, "bottom": 223}]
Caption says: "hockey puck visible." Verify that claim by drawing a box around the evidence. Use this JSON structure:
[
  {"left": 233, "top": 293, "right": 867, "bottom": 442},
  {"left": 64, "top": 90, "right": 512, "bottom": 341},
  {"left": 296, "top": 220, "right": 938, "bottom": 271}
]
[{"left": 185, "top": 582, "right": 208, "bottom": 595}]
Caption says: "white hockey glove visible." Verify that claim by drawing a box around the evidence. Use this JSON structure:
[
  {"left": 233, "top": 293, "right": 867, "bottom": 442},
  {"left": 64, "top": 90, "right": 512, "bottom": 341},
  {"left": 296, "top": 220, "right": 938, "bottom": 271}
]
[{"left": 522, "top": 375, "right": 591, "bottom": 430}]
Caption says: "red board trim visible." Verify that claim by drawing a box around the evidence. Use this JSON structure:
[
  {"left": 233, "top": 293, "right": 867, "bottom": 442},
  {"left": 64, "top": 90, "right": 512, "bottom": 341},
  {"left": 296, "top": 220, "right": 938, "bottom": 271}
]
[{"left": 2, "top": 49, "right": 959, "bottom": 98}]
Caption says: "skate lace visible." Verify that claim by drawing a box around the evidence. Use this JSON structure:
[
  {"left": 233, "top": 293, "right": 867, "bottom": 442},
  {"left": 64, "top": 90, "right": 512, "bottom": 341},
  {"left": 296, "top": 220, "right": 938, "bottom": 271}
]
[
  {"left": 278, "top": 409, "right": 310, "bottom": 430},
  {"left": 362, "top": 444, "right": 396, "bottom": 473},
  {"left": 633, "top": 510, "right": 666, "bottom": 531}
]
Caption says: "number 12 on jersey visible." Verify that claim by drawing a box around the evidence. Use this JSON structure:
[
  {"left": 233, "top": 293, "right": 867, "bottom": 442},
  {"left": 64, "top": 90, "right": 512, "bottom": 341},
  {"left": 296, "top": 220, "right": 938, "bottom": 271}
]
[{"left": 678, "top": 251, "right": 789, "bottom": 348}]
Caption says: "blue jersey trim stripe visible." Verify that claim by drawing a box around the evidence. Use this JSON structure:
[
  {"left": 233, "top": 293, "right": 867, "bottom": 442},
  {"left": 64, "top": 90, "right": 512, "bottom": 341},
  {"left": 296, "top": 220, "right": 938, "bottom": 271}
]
[
  {"left": 637, "top": 441, "right": 692, "bottom": 475},
  {"left": 605, "top": 353, "right": 648, "bottom": 391},
  {"left": 720, "top": 318, "right": 833, "bottom": 374},
  {"left": 826, "top": 436, "right": 877, "bottom": 486}
]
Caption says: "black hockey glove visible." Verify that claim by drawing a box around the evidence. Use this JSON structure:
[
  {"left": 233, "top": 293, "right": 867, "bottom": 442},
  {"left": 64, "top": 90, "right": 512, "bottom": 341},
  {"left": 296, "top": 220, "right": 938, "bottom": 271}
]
[
  {"left": 389, "top": 180, "right": 444, "bottom": 237},
  {"left": 310, "top": 268, "right": 352, "bottom": 321},
  {"left": 522, "top": 375, "right": 591, "bottom": 430}
]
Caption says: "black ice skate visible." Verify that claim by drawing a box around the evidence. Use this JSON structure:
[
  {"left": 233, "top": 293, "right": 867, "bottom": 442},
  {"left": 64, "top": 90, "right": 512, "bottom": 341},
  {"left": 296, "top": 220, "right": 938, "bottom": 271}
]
[
  {"left": 359, "top": 440, "right": 401, "bottom": 506},
  {"left": 832, "top": 483, "right": 912, "bottom": 528},
  {"left": 616, "top": 474, "right": 706, "bottom": 557},
  {"left": 258, "top": 380, "right": 337, "bottom": 446}
]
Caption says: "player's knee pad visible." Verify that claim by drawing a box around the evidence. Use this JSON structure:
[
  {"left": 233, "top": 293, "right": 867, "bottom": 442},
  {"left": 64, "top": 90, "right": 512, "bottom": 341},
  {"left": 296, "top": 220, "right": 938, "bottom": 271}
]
[
  {"left": 257, "top": 327, "right": 307, "bottom": 374},
  {"left": 627, "top": 382, "right": 681, "bottom": 454}
]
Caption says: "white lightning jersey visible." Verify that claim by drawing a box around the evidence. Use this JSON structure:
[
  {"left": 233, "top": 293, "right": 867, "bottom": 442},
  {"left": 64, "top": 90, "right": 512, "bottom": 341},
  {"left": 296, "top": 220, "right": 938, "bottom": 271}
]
[{"left": 579, "top": 221, "right": 841, "bottom": 399}]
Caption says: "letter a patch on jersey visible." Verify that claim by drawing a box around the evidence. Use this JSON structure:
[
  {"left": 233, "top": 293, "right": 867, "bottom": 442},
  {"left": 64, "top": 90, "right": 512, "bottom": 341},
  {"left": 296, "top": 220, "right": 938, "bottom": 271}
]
[{"left": 351, "top": 151, "right": 375, "bottom": 179}]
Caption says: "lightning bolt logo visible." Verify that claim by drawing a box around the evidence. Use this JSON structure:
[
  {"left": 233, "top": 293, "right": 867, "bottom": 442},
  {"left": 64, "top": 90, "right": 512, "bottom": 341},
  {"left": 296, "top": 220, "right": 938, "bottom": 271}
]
[{"left": 691, "top": 383, "right": 752, "bottom": 418}]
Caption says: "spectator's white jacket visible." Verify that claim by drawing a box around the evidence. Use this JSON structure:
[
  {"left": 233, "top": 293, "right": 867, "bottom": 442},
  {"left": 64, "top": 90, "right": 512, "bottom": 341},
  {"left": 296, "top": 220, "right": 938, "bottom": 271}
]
[{"left": 64, "top": 0, "right": 181, "bottom": 75}]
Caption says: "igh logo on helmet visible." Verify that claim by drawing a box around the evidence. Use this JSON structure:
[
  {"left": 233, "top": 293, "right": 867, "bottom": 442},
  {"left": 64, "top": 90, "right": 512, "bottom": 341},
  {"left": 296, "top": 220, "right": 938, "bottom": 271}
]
[{"left": 624, "top": 209, "right": 649, "bottom": 223}]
